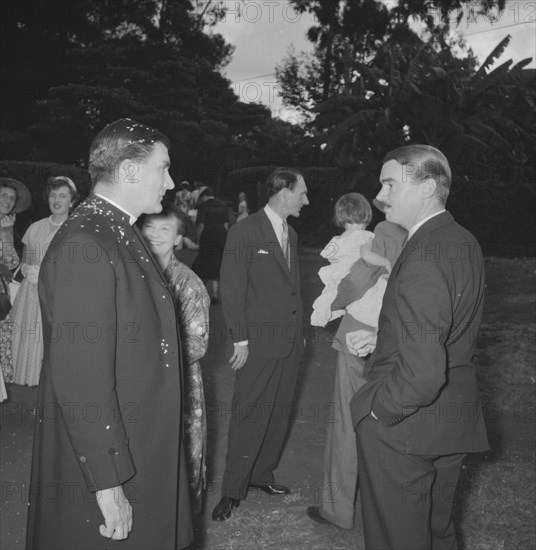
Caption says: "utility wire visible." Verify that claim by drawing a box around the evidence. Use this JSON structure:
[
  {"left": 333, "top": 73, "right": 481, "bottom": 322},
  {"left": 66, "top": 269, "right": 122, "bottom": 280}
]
[
  {"left": 229, "top": 73, "right": 277, "bottom": 82},
  {"left": 461, "top": 20, "right": 535, "bottom": 37}
]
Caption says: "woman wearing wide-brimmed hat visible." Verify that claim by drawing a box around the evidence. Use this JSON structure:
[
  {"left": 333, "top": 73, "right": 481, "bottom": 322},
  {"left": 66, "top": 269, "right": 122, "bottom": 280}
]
[
  {"left": 12, "top": 176, "right": 79, "bottom": 387},
  {"left": 0, "top": 177, "right": 31, "bottom": 399}
]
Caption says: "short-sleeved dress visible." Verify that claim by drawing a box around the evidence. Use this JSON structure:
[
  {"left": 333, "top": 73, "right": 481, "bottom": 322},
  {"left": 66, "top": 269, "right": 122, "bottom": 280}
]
[
  {"left": 311, "top": 228, "right": 374, "bottom": 327},
  {"left": 192, "top": 197, "right": 229, "bottom": 280},
  {"left": 12, "top": 217, "right": 63, "bottom": 386}
]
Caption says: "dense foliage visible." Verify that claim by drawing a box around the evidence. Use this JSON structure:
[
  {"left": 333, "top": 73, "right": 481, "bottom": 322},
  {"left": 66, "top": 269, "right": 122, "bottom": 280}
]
[
  {"left": 274, "top": 0, "right": 535, "bottom": 255},
  {"left": 1, "top": 0, "right": 533, "bottom": 256},
  {"left": 0, "top": 0, "right": 308, "bottom": 186}
]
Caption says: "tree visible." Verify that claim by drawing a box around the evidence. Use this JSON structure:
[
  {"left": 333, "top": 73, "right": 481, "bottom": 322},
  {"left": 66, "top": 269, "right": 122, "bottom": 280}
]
[
  {"left": 0, "top": 0, "right": 287, "bottom": 186},
  {"left": 318, "top": 35, "right": 535, "bottom": 187},
  {"left": 277, "top": 0, "right": 507, "bottom": 116}
]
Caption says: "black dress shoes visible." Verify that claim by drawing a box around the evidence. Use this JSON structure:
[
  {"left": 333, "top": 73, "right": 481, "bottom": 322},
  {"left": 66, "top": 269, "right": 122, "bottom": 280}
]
[
  {"left": 249, "top": 482, "right": 291, "bottom": 495},
  {"left": 212, "top": 496, "right": 240, "bottom": 521},
  {"left": 306, "top": 506, "right": 336, "bottom": 526}
]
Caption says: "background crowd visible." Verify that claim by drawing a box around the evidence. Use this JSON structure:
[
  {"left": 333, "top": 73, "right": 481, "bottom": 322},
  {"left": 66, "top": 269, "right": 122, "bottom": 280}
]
[
  {"left": 0, "top": 174, "right": 248, "bottom": 401},
  {"left": 0, "top": 119, "right": 491, "bottom": 550}
]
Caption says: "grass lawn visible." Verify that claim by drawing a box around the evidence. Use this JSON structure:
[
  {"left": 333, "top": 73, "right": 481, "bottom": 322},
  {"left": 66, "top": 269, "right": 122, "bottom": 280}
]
[
  {"left": 194, "top": 255, "right": 536, "bottom": 550},
  {"left": 1, "top": 256, "right": 534, "bottom": 550}
]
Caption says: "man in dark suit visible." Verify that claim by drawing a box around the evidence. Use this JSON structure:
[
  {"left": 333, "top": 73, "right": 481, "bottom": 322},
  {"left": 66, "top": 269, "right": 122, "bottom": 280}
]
[
  {"left": 26, "top": 119, "right": 193, "bottom": 550},
  {"left": 347, "top": 145, "right": 488, "bottom": 550},
  {"left": 212, "top": 168, "right": 309, "bottom": 521}
]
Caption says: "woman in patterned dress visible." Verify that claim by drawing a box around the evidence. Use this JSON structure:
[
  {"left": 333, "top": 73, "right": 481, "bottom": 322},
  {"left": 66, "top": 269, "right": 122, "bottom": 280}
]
[
  {"left": 0, "top": 177, "right": 31, "bottom": 399},
  {"left": 140, "top": 201, "right": 210, "bottom": 512},
  {"left": 12, "top": 176, "right": 78, "bottom": 386}
]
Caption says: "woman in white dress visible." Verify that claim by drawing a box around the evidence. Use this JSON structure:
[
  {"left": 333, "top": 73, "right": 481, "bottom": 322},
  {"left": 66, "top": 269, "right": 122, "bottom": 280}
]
[{"left": 11, "top": 176, "right": 78, "bottom": 386}]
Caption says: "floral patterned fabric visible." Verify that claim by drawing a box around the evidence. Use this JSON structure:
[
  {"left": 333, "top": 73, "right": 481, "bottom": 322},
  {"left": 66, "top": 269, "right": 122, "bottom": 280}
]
[
  {"left": 1, "top": 225, "right": 19, "bottom": 392},
  {"left": 164, "top": 255, "right": 210, "bottom": 512}
]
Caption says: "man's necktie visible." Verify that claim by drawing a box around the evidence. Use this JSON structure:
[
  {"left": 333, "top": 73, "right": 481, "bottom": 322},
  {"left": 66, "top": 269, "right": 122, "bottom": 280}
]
[{"left": 281, "top": 219, "right": 290, "bottom": 269}]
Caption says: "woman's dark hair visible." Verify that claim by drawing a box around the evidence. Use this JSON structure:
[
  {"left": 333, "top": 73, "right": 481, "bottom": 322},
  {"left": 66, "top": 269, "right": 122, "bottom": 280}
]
[
  {"left": 140, "top": 201, "right": 187, "bottom": 236},
  {"left": 45, "top": 176, "right": 79, "bottom": 203}
]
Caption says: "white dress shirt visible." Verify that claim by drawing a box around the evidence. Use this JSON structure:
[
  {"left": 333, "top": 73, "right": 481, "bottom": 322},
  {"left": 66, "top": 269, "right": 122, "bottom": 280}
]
[
  {"left": 263, "top": 204, "right": 287, "bottom": 250},
  {"left": 408, "top": 209, "right": 445, "bottom": 240}
]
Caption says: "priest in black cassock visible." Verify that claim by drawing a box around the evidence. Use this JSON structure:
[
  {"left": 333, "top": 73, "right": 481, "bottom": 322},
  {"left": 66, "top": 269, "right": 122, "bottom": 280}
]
[{"left": 26, "top": 119, "right": 193, "bottom": 550}]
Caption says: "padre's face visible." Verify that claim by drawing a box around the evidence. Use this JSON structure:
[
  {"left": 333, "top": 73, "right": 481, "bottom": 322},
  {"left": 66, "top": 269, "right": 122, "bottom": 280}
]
[{"left": 128, "top": 142, "right": 175, "bottom": 216}]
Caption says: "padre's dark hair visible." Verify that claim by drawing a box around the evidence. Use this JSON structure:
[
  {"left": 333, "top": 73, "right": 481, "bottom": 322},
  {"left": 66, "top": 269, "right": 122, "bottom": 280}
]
[{"left": 88, "top": 118, "right": 171, "bottom": 186}]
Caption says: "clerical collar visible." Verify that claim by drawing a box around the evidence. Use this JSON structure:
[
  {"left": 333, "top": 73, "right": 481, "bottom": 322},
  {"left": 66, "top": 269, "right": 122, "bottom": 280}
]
[{"left": 95, "top": 194, "right": 137, "bottom": 225}]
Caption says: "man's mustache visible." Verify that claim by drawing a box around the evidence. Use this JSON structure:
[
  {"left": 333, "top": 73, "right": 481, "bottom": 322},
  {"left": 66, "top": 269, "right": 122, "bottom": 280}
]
[{"left": 373, "top": 198, "right": 388, "bottom": 213}]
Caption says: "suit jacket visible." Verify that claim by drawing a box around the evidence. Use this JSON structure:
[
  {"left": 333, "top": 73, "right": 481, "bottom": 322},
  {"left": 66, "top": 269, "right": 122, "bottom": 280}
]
[
  {"left": 220, "top": 209, "right": 304, "bottom": 358},
  {"left": 350, "top": 211, "right": 489, "bottom": 455},
  {"left": 332, "top": 221, "right": 407, "bottom": 311},
  {"left": 27, "top": 196, "right": 192, "bottom": 550}
]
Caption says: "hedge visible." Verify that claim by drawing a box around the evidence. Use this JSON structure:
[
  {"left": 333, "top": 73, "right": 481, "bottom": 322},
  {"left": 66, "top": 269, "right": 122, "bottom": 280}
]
[
  {"left": 223, "top": 166, "right": 536, "bottom": 257},
  {"left": 2, "top": 160, "right": 534, "bottom": 258}
]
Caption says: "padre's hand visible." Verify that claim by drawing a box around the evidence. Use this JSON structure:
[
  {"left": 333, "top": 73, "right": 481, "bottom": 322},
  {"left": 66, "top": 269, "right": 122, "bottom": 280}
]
[
  {"left": 96, "top": 485, "right": 132, "bottom": 541},
  {"left": 346, "top": 329, "right": 377, "bottom": 357},
  {"left": 230, "top": 343, "right": 248, "bottom": 371}
]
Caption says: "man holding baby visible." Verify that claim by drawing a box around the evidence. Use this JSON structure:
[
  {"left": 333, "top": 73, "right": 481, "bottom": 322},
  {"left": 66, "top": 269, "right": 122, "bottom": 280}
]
[{"left": 347, "top": 144, "right": 488, "bottom": 550}]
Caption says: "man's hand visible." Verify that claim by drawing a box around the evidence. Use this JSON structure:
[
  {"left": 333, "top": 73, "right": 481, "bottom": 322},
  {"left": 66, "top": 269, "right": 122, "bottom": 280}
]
[
  {"left": 229, "top": 343, "right": 248, "bottom": 371},
  {"left": 96, "top": 485, "right": 132, "bottom": 541},
  {"left": 346, "top": 329, "right": 377, "bottom": 357}
]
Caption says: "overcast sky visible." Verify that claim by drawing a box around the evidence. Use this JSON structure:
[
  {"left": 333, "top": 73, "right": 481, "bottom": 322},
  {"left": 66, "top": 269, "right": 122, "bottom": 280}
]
[{"left": 212, "top": 0, "right": 535, "bottom": 121}]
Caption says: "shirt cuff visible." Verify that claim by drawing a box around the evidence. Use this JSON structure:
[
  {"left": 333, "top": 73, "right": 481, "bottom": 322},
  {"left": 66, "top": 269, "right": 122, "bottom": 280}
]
[{"left": 235, "top": 341, "right": 248, "bottom": 346}]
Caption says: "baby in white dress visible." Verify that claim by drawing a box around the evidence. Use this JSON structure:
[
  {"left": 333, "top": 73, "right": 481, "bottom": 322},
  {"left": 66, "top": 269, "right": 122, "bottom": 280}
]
[{"left": 311, "top": 193, "right": 392, "bottom": 327}]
